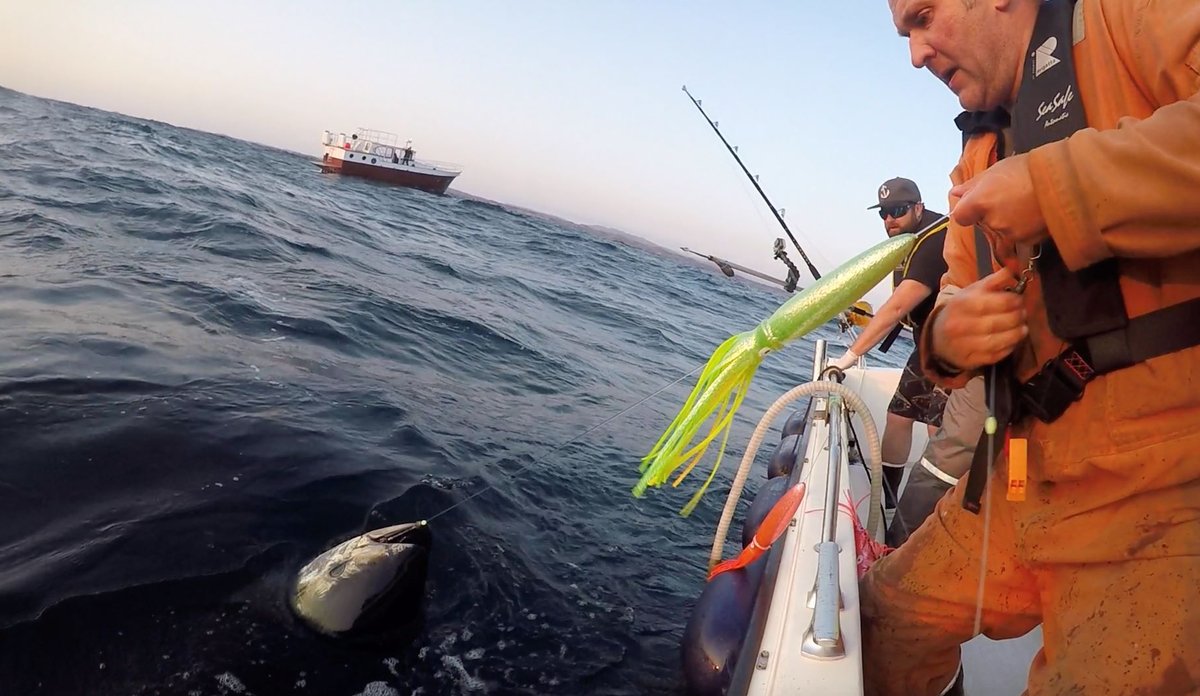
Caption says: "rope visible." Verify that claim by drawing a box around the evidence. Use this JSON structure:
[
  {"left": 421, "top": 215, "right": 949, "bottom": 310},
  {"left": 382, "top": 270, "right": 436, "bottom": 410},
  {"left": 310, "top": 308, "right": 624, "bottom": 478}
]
[{"left": 707, "top": 379, "right": 883, "bottom": 571}]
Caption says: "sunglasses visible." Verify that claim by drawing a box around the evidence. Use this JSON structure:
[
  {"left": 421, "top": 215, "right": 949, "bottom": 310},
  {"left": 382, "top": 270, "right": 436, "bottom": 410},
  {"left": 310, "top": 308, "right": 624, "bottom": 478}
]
[{"left": 878, "top": 204, "right": 913, "bottom": 220}]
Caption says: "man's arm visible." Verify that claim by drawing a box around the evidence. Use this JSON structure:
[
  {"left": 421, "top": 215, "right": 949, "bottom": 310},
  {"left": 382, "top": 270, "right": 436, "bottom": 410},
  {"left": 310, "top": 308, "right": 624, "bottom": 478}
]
[
  {"left": 850, "top": 280, "right": 931, "bottom": 354},
  {"left": 918, "top": 134, "right": 1010, "bottom": 388},
  {"left": 1028, "top": 0, "right": 1200, "bottom": 270},
  {"left": 830, "top": 280, "right": 932, "bottom": 369}
]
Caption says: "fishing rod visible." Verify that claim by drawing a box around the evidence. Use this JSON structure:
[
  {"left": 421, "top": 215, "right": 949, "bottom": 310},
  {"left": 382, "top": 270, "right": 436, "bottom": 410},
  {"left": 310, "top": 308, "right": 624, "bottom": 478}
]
[
  {"left": 680, "top": 247, "right": 735, "bottom": 277},
  {"left": 680, "top": 247, "right": 792, "bottom": 288},
  {"left": 682, "top": 84, "right": 822, "bottom": 282},
  {"left": 682, "top": 85, "right": 880, "bottom": 322}
]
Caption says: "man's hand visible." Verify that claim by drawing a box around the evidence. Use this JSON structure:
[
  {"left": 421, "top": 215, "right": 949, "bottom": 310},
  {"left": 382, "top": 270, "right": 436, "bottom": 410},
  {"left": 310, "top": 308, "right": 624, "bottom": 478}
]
[
  {"left": 929, "top": 269, "right": 1028, "bottom": 370},
  {"left": 830, "top": 349, "right": 861, "bottom": 372},
  {"left": 950, "top": 154, "right": 1048, "bottom": 246}
]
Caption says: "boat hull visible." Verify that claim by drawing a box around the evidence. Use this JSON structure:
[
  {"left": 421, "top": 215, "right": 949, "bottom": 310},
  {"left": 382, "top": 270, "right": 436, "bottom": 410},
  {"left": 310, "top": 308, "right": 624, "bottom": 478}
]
[
  {"left": 681, "top": 357, "right": 1043, "bottom": 695},
  {"left": 318, "top": 155, "right": 458, "bottom": 195}
]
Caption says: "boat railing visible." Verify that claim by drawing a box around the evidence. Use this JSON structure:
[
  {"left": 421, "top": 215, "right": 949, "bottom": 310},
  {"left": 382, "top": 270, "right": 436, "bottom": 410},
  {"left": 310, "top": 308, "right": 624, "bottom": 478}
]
[
  {"left": 353, "top": 128, "right": 400, "bottom": 147},
  {"left": 810, "top": 340, "right": 828, "bottom": 382},
  {"left": 785, "top": 337, "right": 848, "bottom": 661},
  {"left": 802, "top": 388, "right": 847, "bottom": 660},
  {"left": 408, "top": 158, "right": 463, "bottom": 174}
]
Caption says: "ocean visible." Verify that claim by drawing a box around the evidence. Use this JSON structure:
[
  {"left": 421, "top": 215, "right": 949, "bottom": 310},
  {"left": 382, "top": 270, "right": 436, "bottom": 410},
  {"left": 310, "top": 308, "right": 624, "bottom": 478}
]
[{"left": 0, "top": 86, "right": 907, "bottom": 695}]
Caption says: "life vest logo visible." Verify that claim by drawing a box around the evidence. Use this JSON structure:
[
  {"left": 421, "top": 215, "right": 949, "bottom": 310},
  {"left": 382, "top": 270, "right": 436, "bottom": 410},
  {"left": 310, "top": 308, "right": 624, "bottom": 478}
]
[
  {"left": 1033, "top": 36, "right": 1061, "bottom": 77},
  {"left": 1036, "top": 85, "right": 1075, "bottom": 126}
]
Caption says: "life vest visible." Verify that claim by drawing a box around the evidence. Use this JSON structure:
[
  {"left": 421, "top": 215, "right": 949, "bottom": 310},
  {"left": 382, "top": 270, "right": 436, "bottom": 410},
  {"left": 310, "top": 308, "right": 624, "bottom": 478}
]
[
  {"left": 893, "top": 212, "right": 949, "bottom": 333},
  {"left": 956, "top": 0, "right": 1200, "bottom": 512}
]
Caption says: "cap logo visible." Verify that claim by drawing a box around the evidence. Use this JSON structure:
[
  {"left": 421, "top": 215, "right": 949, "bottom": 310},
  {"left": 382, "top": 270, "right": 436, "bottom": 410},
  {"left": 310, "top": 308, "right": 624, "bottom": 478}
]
[{"left": 879, "top": 185, "right": 891, "bottom": 199}]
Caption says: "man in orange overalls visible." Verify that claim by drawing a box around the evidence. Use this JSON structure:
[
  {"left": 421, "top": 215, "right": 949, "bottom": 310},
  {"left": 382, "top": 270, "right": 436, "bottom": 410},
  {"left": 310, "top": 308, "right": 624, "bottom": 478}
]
[{"left": 860, "top": 0, "right": 1200, "bottom": 693}]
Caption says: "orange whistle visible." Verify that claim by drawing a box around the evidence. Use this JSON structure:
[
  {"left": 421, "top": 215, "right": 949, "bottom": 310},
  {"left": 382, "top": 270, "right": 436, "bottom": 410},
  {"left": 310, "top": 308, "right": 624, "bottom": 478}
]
[{"left": 1007, "top": 437, "right": 1028, "bottom": 502}]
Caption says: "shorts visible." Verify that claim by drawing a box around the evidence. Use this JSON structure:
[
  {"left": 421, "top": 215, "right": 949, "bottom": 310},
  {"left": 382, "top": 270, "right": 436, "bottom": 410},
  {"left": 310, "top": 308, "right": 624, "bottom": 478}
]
[
  {"left": 885, "top": 458, "right": 956, "bottom": 547},
  {"left": 884, "top": 376, "right": 987, "bottom": 547},
  {"left": 886, "top": 348, "right": 948, "bottom": 426}
]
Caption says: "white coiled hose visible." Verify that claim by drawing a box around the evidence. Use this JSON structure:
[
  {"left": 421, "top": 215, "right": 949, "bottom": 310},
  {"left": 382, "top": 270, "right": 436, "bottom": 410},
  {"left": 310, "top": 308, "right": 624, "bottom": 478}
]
[{"left": 707, "top": 379, "right": 883, "bottom": 571}]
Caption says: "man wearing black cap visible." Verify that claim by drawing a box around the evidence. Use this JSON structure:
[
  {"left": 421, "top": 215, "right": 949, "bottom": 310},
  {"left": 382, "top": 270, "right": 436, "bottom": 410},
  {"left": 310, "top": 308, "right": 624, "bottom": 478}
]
[{"left": 830, "top": 177, "right": 951, "bottom": 518}]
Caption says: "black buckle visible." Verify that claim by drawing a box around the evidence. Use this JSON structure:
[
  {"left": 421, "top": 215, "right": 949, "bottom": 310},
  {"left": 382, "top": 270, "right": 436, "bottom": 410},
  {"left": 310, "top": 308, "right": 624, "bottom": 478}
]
[{"left": 1016, "top": 348, "right": 1094, "bottom": 423}]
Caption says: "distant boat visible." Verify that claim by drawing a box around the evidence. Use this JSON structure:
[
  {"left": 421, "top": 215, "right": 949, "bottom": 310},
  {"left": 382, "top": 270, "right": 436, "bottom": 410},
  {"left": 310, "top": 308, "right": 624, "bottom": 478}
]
[{"left": 317, "top": 128, "right": 462, "bottom": 194}]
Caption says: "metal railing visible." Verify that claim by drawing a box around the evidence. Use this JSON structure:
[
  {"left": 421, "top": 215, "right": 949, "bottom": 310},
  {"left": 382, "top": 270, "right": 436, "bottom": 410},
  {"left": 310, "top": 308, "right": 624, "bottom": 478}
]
[
  {"left": 802, "top": 338, "right": 846, "bottom": 660},
  {"left": 354, "top": 128, "right": 400, "bottom": 147}
]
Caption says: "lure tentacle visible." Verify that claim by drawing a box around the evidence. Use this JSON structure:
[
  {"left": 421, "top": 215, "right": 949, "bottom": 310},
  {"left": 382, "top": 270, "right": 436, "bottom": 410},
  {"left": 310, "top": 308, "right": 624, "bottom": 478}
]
[{"left": 635, "top": 234, "right": 916, "bottom": 514}]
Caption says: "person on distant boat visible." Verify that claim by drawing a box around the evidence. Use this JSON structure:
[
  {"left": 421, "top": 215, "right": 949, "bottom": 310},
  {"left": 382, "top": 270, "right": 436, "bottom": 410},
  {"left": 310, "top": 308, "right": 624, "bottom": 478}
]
[
  {"left": 401, "top": 140, "right": 415, "bottom": 165},
  {"left": 861, "top": 0, "right": 1200, "bottom": 694},
  {"left": 829, "top": 177, "right": 951, "bottom": 515}
]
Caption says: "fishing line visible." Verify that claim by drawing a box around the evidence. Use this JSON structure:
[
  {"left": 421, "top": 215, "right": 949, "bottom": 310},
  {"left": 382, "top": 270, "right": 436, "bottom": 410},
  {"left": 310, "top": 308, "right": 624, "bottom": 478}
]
[
  {"left": 973, "top": 365, "right": 999, "bottom": 635},
  {"left": 420, "top": 305, "right": 862, "bottom": 525},
  {"left": 423, "top": 362, "right": 706, "bottom": 523},
  {"left": 844, "top": 390, "right": 906, "bottom": 539}
]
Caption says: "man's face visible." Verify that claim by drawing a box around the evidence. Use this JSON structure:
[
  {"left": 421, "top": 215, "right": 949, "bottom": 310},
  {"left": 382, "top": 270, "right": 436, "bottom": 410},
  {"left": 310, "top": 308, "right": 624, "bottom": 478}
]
[
  {"left": 880, "top": 202, "right": 923, "bottom": 236},
  {"left": 888, "top": 0, "right": 1022, "bottom": 111}
]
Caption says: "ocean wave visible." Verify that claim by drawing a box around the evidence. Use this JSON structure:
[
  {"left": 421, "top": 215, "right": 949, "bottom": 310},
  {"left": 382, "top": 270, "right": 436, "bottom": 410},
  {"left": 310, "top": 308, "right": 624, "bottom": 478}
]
[{"left": 0, "top": 86, "right": 908, "bottom": 694}]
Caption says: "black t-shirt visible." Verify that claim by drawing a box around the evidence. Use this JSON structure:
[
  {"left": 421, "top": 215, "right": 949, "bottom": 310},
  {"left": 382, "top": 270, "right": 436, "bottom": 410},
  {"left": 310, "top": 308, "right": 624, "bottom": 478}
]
[{"left": 891, "top": 209, "right": 948, "bottom": 338}]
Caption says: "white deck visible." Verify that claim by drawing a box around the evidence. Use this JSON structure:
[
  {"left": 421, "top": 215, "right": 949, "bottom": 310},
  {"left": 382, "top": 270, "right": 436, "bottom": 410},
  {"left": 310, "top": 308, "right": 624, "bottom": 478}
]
[{"left": 735, "top": 364, "right": 1041, "bottom": 695}]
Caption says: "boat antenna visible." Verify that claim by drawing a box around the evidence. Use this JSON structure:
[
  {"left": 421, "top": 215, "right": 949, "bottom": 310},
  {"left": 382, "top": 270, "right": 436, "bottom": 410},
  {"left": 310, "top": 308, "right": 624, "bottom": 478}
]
[{"left": 682, "top": 85, "right": 823, "bottom": 281}]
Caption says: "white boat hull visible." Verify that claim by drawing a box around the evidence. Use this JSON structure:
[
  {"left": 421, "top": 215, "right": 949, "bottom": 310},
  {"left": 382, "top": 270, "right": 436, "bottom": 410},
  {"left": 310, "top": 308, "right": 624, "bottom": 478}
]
[
  {"left": 684, "top": 351, "right": 1042, "bottom": 696},
  {"left": 736, "top": 367, "right": 904, "bottom": 695}
]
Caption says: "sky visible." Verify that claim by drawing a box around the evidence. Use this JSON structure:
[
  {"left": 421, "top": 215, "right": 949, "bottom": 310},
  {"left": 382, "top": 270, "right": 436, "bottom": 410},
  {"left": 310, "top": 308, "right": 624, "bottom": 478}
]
[{"left": 0, "top": 0, "right": 967, "bottom": 306}]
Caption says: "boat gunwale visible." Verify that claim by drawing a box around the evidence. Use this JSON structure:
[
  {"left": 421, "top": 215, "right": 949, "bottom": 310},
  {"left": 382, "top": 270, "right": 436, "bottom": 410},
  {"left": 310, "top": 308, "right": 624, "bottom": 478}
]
[{"left": 727, "top": 395, "right": 819, "bottom": 693}]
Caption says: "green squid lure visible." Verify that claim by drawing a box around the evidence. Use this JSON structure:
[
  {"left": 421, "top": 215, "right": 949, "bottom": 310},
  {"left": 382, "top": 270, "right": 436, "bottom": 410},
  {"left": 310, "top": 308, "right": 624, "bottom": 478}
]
[{"left": 635, "top": 233, "right": 916, "bottom": 515}]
